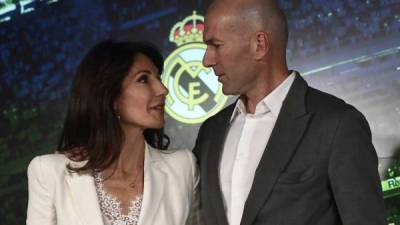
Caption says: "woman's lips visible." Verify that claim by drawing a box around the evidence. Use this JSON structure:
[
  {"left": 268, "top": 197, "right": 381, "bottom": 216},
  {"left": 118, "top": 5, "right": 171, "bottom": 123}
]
[{"left": 150, "top": 104, "right": 165, "bottom": 112}]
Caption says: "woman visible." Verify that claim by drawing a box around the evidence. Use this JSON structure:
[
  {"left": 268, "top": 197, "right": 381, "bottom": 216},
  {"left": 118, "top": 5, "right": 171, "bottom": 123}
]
[{"left": 26, "top": 40, "right": 200, "bottom": 225}]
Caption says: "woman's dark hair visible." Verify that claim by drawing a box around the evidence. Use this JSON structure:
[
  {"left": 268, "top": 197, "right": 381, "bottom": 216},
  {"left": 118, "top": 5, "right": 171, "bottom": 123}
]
[{"left": 58, "top": 40, "right": 169, "bottom": 172}]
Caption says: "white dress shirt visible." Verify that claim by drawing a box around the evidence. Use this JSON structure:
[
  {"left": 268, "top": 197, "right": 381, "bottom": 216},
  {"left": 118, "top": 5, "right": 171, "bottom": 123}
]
[{"left": 219, "top": 72, "right": 296, "bottom": 225}]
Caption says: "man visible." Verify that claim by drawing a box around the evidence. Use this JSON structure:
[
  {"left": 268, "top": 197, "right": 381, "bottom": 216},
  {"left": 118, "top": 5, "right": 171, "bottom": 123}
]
[{"left": 193, "top": 0, "right": 386, "bottom": 225}]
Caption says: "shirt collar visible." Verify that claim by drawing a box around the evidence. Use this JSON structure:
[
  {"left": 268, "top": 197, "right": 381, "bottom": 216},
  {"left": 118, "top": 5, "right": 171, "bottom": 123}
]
[{"left": 230, "top": 71, "right": 296, "bottom": 122}]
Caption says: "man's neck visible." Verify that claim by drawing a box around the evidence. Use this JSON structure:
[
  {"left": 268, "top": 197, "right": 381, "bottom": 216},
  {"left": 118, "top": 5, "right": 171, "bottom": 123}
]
[{"left": 243, "top": 72, "right": 289, "bottom": 113}]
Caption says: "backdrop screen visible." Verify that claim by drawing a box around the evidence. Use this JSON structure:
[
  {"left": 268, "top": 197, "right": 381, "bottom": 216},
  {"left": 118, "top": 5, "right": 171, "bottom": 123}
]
[{"left": 1, "top": 0, "right": 399, "bottom": 224}]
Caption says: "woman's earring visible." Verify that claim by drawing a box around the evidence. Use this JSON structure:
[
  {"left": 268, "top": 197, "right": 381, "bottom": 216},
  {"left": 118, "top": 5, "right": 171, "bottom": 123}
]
[{"left": 114, "top": 105, "right": 121, "bottom": 120}]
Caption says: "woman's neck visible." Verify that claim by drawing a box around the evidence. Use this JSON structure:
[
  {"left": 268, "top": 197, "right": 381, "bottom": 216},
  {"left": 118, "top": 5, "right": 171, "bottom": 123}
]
[{"left": 104, "top": 127, "right": 145, "bottom": 178}]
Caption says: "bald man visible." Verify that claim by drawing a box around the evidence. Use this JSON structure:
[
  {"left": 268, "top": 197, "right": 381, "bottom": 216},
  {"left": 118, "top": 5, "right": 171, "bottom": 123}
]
[{"left": 193, "top": 0, "right": 386, "bottom": 225}]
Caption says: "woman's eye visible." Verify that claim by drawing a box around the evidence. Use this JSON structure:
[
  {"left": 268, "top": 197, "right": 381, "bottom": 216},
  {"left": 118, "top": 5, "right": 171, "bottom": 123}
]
[{"left": 137, "top": 75, "right": 148, "bottom": 83}]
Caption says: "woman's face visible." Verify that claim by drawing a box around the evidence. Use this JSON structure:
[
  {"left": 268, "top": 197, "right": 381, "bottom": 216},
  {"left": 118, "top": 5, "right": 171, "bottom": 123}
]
[{"left": 114, "top": 53, "right": 168, "bottom": 130}]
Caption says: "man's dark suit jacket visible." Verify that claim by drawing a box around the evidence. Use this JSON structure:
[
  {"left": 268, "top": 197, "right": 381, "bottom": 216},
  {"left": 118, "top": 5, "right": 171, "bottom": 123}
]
[{"left": 193, "top": 73, "right": 386, "bottom": 225}]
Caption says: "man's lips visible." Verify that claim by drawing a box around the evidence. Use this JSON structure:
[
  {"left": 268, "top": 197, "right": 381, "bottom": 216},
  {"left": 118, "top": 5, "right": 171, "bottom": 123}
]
[{"left": 216, "top": 73, "right": 225, "bottom": 82}]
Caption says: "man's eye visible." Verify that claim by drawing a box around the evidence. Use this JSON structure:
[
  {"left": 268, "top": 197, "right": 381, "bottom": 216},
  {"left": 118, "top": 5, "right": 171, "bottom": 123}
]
[{"left": 137, "top": 75, "right": 148, "bottom": 83}]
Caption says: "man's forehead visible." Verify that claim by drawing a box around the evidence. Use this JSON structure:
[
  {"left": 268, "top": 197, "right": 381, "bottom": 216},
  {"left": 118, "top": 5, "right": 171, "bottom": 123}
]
[
  {"left": 205, "top": 11, "right": 245, "bottom": 35},
  {"left": 204, "top": 14, "right": 232, "bottom": 40},
  {"left": 206, "top": 1, "right": 234, "bottom": 18}
]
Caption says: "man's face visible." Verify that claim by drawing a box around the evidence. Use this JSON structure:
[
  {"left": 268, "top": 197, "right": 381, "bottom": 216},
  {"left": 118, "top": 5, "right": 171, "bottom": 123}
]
[{"left": 203, "top": 9, "right": 257, "bottom": 96}]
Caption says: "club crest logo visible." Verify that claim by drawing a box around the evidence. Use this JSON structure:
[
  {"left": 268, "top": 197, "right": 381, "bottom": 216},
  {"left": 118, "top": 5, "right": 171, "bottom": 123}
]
[{"left": 162, "top": 11, "right": 228, "bottom": 124}]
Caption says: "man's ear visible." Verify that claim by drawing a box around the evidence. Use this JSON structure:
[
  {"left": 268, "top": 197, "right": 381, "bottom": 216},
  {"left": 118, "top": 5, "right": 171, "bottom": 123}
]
[{"left": 253, "top": 32, "right": 269, "bottom": 60}]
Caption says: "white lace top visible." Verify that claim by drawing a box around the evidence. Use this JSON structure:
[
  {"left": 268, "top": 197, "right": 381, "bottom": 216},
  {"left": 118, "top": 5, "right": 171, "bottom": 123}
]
[{"left": 94, "top": 172, "right": 143, "bottom": 225}]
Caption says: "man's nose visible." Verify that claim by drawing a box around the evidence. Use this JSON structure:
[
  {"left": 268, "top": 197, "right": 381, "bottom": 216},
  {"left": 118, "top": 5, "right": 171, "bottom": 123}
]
[{"left": 202, "top": 47, "right": 215, "bottom": 68}]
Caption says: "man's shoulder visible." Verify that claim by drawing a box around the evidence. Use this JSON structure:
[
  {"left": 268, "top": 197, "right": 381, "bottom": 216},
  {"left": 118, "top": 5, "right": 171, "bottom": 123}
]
[
  {"left": 306, "top": 86, "right": 368, "bottom": 125},
  {"left": 306, "top": 86, "right": 351, "bottom": 113}
]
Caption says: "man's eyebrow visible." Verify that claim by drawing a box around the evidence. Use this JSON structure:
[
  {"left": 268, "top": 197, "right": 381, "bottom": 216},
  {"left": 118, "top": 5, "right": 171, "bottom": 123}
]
[
  {"left": 204, "top": 38, "right": 222, "bottom": 45},
  {"left": 203, "top": 37, "right": 213, "bottom": 44}
]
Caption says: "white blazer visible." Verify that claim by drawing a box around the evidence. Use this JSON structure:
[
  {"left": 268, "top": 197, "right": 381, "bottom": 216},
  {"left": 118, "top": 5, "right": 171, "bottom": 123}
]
[{"left": 26, "top": 144, "right": 200, "bottom": 225}]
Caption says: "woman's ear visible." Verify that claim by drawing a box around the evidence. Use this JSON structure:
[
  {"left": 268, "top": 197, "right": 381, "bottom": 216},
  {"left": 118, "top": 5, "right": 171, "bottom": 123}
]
[
  {"left": 113, "top": 102, "right": 121, "bottom": 120},
  {"left": 113, "top": 101, "right": 118, "bottom": 112},
  {"left": 253, "top": 32, "right": 269, "bottom": 60}
]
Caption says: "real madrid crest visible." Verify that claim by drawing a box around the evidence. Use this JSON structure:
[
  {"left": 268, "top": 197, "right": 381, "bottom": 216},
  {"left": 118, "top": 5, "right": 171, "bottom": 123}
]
[{"left": 162, "top": 11, "right": 228, "bottom": 124}]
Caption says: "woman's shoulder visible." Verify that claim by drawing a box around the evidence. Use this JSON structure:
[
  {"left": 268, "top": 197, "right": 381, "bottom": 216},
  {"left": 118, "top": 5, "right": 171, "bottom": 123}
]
[
  {"left": 150, "top": 146, "right": 195, "bottom": 160},
  {"left": 148, "top": 146, "right": 199, "bottom": 187},
  {"left": 28, "top": 153, "right": 70, "bottom": 176},
  {"left": 148, "top": 146, "right": 197, "bottom": 169}
]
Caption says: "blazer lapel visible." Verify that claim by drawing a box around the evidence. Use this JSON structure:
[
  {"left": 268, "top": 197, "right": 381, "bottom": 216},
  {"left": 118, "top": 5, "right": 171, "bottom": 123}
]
[
  {"left": 240, "top": 73, "right": 312, "bottom": 225},
  {"left": 138, "top": 144, "right": 166, "bottom": 225},
  {"left": 206, "top": 105, "right": 235, "bottom": 225},
  {"left": 65, "top": 164, "right": 104, "bottom": 225}
]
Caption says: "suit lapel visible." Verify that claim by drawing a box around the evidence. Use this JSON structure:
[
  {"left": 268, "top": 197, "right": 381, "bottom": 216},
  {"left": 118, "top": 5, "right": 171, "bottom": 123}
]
[
  {"left": 206, "top": 104, "right": 235, "bottom": 225},
  {"left": 65, "top": 165, "right": 104, "bottom": 225},
  {"left": 138, "top": 144, "right": 166, "bottom": 225},
  {"left": 240, "top": 73, "right": 312, "bottom": 225}
]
